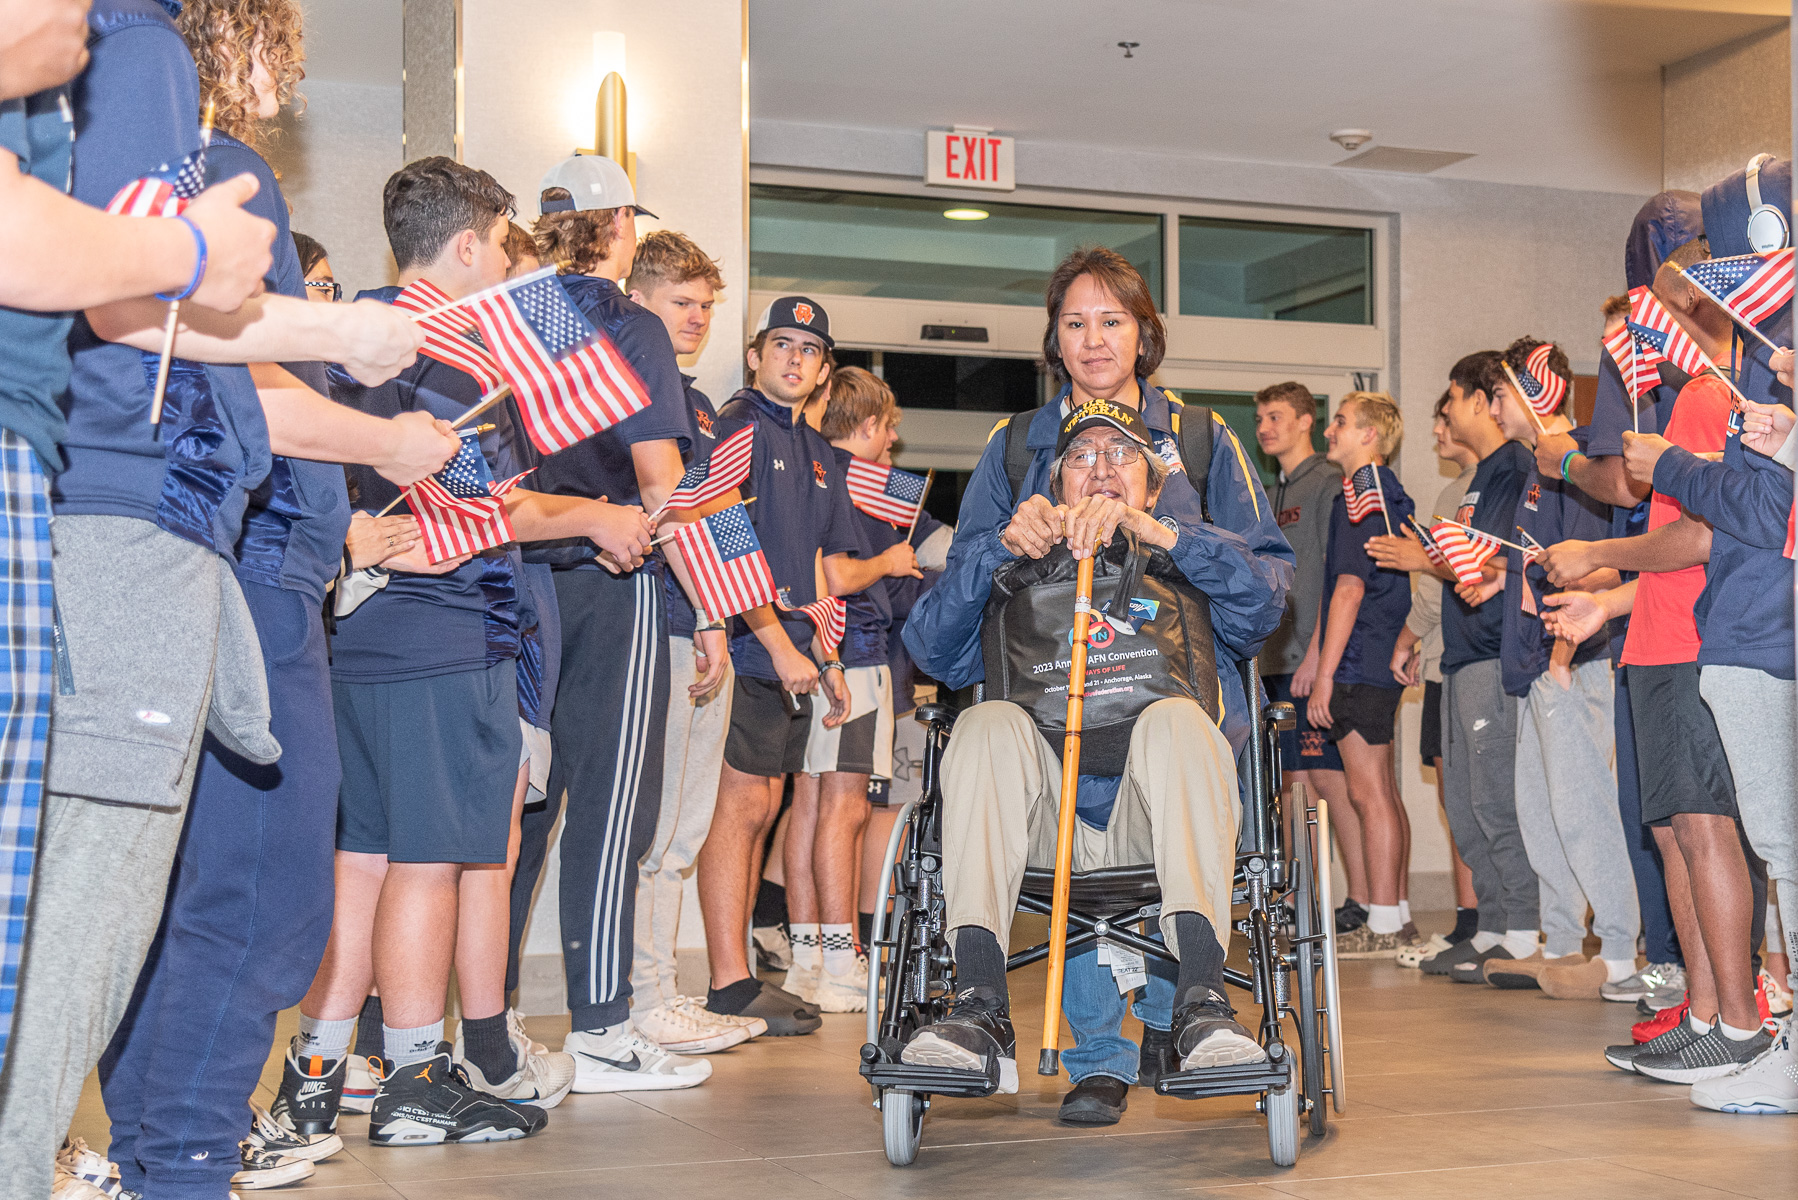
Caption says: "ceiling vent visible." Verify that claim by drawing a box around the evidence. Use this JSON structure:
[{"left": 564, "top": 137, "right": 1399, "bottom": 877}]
[{"left": 1334, "top": 146, "right": 1474, "bottom": 174}]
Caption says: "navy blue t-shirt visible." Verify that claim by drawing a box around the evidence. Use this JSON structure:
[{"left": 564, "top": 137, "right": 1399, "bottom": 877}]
[
  {"left": 524, "top": 274, "right": 693, "bottom": 569},
  {"left": 1440, "top": 440, "right": 1532, "bottom": 674},
  {"left": 831, "top": 447, "right": 897, "bottom": 669},
  {"left": 1502, "top": 428, "right": 1613, "bottom": 696},
  {"left": 720, "top": 388, "right": 859, "bottom": 680},
  {"left": 1318, "top": 464, "right": 1413, "bottom": 688},
  {"left": 0, "top": 87, "right": 74, "bottom": 472},
  {"left": 211, "top": 133, "right": 351, "bottom": 603},
  {"left": 328, "top": 286, "right": 532, "bottom": 683}
]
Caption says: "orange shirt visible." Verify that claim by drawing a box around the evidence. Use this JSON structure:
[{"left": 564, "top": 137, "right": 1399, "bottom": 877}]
[{"left": 1619, "top": 373, "right": 1732, "bottom": 667}]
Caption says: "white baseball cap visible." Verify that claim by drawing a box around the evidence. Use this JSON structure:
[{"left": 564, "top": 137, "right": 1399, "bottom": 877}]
[{"left": 538, "top": 154, "right": 656, "bottom": 218}]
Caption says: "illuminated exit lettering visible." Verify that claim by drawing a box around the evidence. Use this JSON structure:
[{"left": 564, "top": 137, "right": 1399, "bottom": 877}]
[{"left": 925, "top": 127, "right": 1016, "bottom": 192}]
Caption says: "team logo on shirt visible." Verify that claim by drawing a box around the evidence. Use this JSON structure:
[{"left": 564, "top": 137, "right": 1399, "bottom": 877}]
[
  {"left": 695, "top": 409, "right": 715, "bottom": 438},
  {"left": 813, "top": 460, "right": 829, "bottom": 488},
  {"left": 793, "top": 302, "right": 816, "bottom": 325},
  {"left": 1456, "top": 492, "right": 1478, "bottom": 525},
  {"left": 772, "top": 458, "right": 786, "bottom": 471},
  {"left": 1524, "top": 483, "right": 1540, "bottom": 512},
  {"left": 1276, "top": 505, "right": 1302, "bottom": 528}
]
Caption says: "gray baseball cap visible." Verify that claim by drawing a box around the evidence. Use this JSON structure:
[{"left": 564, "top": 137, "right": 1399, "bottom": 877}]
[{"left": 538, "top": 154, "right": 656, "bottom": 219}]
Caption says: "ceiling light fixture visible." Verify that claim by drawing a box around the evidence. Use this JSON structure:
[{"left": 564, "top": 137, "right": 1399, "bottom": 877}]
[
  {"left": 1117, "top": 41, "right": 1139, "bottom": 58},
  {"left": 943, "top": 207, "right": 990, "bottom": 221},
  {"left": 1330, "top": 128, "right": 1373, "bottom": 152}
]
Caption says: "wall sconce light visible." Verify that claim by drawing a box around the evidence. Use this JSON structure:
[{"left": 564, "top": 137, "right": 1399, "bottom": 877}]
[{"left": 578, "top": 32, "right": 635, "bottom": 187}]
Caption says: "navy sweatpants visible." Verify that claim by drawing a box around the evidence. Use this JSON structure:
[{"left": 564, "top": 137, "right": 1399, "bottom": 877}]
[
  {"left": 100, "top": 583, "right": 339, "bottom": 1200},
  {"left": 509, "top": 567, "right": 668, "bottom": 1029}
]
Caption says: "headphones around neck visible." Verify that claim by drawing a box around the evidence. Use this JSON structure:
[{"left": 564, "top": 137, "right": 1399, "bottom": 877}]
[{"left": 1746, "top": 153, "right": 1789, "bottom": 254}]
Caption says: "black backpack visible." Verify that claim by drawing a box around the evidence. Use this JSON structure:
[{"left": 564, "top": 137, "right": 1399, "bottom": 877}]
[{"left": 999, "top": 392, "right": 1216, "bottom": 522}]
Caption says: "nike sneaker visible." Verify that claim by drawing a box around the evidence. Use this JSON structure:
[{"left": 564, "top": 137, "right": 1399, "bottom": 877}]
[
  {"left": 563, "top": 1021, "right": 713, "bottom": 1092},
  {"left": 1172, "top": 989, "right": 1267, "bottom": 1070},
  {"left": 268, "top": 1044, "right": 349, "bottom": 1136},
  {"left": 900, "top": 985, "right": 1018, "bottom": 1093},
  {"left": 367, "top": 1048, "right": 547, "bottom": 1145},
  {"left": 454, "top": 1019, "right": 577, "bottom": 1108},
  {"left": 1689, "top": 1018, "right": 1798, "bottom": 1113}
]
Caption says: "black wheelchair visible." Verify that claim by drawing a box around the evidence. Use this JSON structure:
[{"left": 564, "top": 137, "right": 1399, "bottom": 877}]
[{"left": 858, "top": 660, "right": 1345, "bottom": 1168}]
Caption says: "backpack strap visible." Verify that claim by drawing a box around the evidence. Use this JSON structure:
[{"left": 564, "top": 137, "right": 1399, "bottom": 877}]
[
  {"left": 1002, "top": 407, "right": 1039, "bottom": 503},
  {"left": 1168, "top": 394, "right": 1214, "bottom": 524}
]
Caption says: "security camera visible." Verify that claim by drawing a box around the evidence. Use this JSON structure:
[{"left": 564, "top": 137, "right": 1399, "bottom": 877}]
[{"left": 1330, "top": 129, "right": 1373, "bottom": 153}]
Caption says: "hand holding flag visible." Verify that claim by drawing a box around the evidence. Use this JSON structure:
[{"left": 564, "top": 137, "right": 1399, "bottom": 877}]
[
  {"left": 782, "top": 595, "right": 847, "bottom": 658},
  {"left": 391, "top": 278, "right": 505, "bottom": 390},
  {"left": 671, "top": 503, "right": 779, "bottom": 621},
  {"left": 1429, "top": 517, "right": 1510, "bottom": 587},
  {"left": 401, "top": 432, "right": 532, "bottom": 564}
]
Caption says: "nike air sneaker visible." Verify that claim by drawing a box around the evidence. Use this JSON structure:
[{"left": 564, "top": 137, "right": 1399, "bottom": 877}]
[
  {"left": 368, "top": 1048, "right": 548, "bottom": 1145},
  {"left": 1172, "top": 989, "right": 1268, "bottom": 1070},
  {"left": 230, "top": 1144, "right": 315, "bottom": 1191},
  {"left": 1689, "top": 1019, "right": 1798, "bottom": 1113},
  {"left": 454, "top": 1021, "right": 577, "bottom": 1108},
  {"left": 245, "top": 1100, "right": 342, "bottom": 1163},
  {"left": 269, "top": 1044, "right": 349, "bottom": 1136},
  {"left": 900, "top": 985, "right": 1018, "bottom": 1093},
  {"left": 563, "top": 1021, "right": 713, "bottom": 1092},
  {"left": 814, "top": 954, "right": 869, "bottom": 1013},
  {"left": 634, "top": 998, "right": 751, "bottom": 1054}
]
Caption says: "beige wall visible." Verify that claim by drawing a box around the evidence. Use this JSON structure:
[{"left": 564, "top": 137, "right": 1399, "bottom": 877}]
[
  {"left": 1663, "top": 24, "right": 1792, "bottom": 193},
  {"left": 267, "top": 80, "right": 404, "bottom": 297}
]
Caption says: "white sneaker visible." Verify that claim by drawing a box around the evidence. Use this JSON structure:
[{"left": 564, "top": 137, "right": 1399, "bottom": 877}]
[
  {"left": 783, "top": 960, "right": 820, "bottom": 1003},
  {"left": 56, "top": 1140, "right": 122, "bottom": 1198},
  {"left": 53, "top": 1164, "right": 113, "bottom": 1200},
  {"left": 564, "top": 1022, "right": 712, "bottom": 1092},
  {"left": 245, "top": 1101, "right": 342, "bottom": 1163},
  {"left": 231, "top": 1144, "right": 316, "bottom": 1191},
  {"left": 1689, "top": 1019, "right": 1798, "bottom": 1114},
  {"left": 455, "top": 1019, "right": 577, "bottom": 1108},
  {"left": 1396, "top": 933, "right": 1452, "bottom": 969},
  {"left": 340, "top": 1053, "right": 379, "bottom": 1114},
  {"left": 689, "top": 995, "right": 768, "bottom": 1039},
  {"left": 507, "top": 1006, "right": 551, "bottom": 1055},
  {"left": 814, "top": 955, "right": 868, "bottom": 1013},
  {"left": 635, "top": 998, "right": 751, "bottom": 1053},
  {"left": 1760, "top": 971, "right": 1794, "bottom": 1018}
]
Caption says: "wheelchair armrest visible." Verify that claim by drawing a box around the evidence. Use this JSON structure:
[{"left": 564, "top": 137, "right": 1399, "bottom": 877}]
[
  {"left": 1266, "top": 701, "right": 1297, "bottom": 732},
  {"left": 915, "top": 703, "right": 955, "bottom": 732}
]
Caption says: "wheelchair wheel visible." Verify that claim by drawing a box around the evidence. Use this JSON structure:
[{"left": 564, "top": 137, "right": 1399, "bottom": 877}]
[
  {"left": 1314, "top": 796, "right": 1348, "bottom": 1115},
  {"left": 1289, "top": 784, "right": 1327, "bottom": 1137},
  {"left": 1265, "top": 1082, "right": 1299, "bottom": 1168},
  {"left": 881, "top": 1089, "right": 925, "bottom": 1166},
  {"left": 866, "top": 800, "right": 919, "bottom": 1048}
]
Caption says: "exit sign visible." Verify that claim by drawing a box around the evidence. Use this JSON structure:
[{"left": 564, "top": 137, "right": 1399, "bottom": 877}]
[{"left": 926, "top": 128, "right": 1014, "bottom": 191}]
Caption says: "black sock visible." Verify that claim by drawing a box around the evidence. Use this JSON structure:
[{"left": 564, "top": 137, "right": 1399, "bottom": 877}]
[
  {"left": 858, "top": 911, "right": 875, "bottom": 950},
  {"left": 708, "top": 977, "right": 763, "bottom": 1014},
  {"left": 355, "top": 995, "right": 384, "bottom": 1058},
  {"left": 1172, "top": 912, "right": 1227, "bottom": 1008},
  {"left": 459, "top": 1013, "right": 513, "bottom": 1083},
  {"left": 951, "top": 926, "right": 1008, "bottom": 1003},
  {"left": 1450, "top": 907, "right": 1479, "bottom": 944},
  {"left": 752, "top": 881, "right": 788, "bottom": 928}
]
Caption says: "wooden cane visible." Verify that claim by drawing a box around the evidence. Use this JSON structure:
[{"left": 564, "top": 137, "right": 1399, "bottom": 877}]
[{"left": 1040, "top": 549, "right": 1096, "bottom": 1076}]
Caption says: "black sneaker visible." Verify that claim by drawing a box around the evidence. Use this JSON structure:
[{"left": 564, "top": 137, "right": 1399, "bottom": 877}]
[
  {"left": 1058, "top": 1074, "right": 1128, "bottom": 1125},
  {"left": 245, "top": 1101, "right": 342, "bottom": 1163},
  {"left": 269, "top": 1043, "right": 348, "bottom": 1137},
  {"left": 899, "top": 986, "right": 1018, "bottom": 1093},
  {"left": 368, "top": 1047, "right": 548, "bottom": 1145},
  {"left": 1634, "top": 1026, "right": 1776, "bottom": 1084},
  {"left": 1604, "top": 1016, "right": 1706, "bottom": 1074},
  {"left": 1137, "top": 1025, "right": 1175, "bottom": 1090},
  {"left": 1334, "top": 899, "right": 1368, "bottom": 934},
  {"left": 1172, "top": 989, "right": 1267, "bottom": 1070},
  {"left": 231, "top": 1144, "right": 314, "bottom": 1191}
]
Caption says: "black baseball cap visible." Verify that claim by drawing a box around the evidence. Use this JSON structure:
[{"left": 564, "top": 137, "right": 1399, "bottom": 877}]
[
  {"left": 755, "top": 295, "right": 833, "bottom": 349},
  {"left": 1055, "top": 398, "right": 1153, "bottom": 457}
]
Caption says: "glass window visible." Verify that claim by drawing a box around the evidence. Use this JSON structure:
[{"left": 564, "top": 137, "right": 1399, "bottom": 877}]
[
  {"left": 1174, "top": 389, "right": 1326, "bottom": 490},
  {"left": 1178, "top": 217, "right": 1372, "bottom": 325},
  {"left": 835, "top": 350, "right": 1045, "bottom": 413},
  {"left": 751, "top": 185, "right": 1163, "bottom": 310}
]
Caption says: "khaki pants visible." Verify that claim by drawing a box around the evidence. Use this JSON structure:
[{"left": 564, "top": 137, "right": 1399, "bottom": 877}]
[{"left": 941, "top": 699, "right": 1238, "bottom": 956}]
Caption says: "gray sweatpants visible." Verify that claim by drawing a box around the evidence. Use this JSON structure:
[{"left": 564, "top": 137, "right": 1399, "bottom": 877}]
[
  {"left": 1514, "top": 660, "right": 1639, "bottom": 960},
  {"left": 0, "top": 516, "right": 270, "bottom": 1200},
  {"left": 1442, "top": 657, "right": 1536, "bottom": 933},
  {"left": 1701, "top": 665, "right": 1798, "bottom": 991}
]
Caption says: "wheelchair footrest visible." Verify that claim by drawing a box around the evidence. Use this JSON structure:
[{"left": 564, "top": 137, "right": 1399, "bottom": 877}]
[
  {"left": 861, "top": 1060, "right": 1000, "bottom": 1099},
  {"left": 1155, "top": 1055, "right": 1291, "bottom": 1099}
]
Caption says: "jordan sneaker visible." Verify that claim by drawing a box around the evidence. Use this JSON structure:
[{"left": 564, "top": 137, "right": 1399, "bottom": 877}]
[
  {"left": 901, "top": 985, "right": 1018, "bottom": 1093},
  {"left": 455, "top": 1021, "right": 577, "bottom": 1108},
  {"left": 368, "top": 1048, "right": 547, "bottom": 1145},
  {"left": 564, "top": 1021, "right": 713, "bottom": 1092},
  {"left": 1689, "top": 1019, "right": 1798, "bottom": 1113},
  {"left": 269, "top": 1044, "right": 348, "bottom": 1136}
]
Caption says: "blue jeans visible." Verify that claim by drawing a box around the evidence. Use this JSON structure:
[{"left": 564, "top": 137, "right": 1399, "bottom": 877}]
[
  {"left": 100, "top": 584, "right": 340, "bottom": 1200},
  {"left": 1060, "top": 936, "right": 1177, "bottom": 1084}
]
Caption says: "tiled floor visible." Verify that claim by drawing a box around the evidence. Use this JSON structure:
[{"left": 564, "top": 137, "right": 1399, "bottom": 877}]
[{"left": 70, "top": 920, "right": 1792, "bottom": 1199}]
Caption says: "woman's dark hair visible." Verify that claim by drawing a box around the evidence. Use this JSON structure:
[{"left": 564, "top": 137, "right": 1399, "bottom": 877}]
[
  {"left": 1041, "top": 246, "right": 1166, "bottom": 384},
  {"left": 291, "top": 231, "right": 328, "bottom": 277}
]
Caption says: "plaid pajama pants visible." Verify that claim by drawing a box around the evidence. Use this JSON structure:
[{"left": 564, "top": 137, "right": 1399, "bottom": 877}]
[{"left": 0, "top": 430, "right": 53, "bottom": 1076}]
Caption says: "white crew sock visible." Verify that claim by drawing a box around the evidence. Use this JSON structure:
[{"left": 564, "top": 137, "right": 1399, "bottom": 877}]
[
  {"left": 1603, "top": 957, "right": 1639, "bottom": 984},
  {"left": 1502, "top": 929, "right": 1540, "bottom": 960},
  {"left": 1398, "top": 900, "right": 1412, "bottom": 925},
  {"left": 789, "top": 922, "right": 822, "bottom": 969},
  {"left": 1719, "top": 1019, "right": 1762, "bottom": 1041},
  {"left": 1471, "top": 931, "right": 1503, "bottom": 953},
  {"left": 820, "top": 923, "right": 856, "bottom": 975},
  {"left": 1367, "top": 904, "right": 1403, "bottom": 935},
  {"left": 295, "top": 1014, "right": 355, "bottom": 1061},
  {"left": 1688, "top": 1012, "right": 1714, "bottom": 1035}
]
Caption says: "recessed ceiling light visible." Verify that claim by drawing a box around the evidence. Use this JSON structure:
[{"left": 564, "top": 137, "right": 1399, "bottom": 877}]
[{"left": 943, "top": 207, "right": 989, "bottom": 221}]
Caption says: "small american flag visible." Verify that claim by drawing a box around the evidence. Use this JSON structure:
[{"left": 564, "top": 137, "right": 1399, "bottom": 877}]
[
  {"left": 672, "top": 503, "right": 778, "bottom": 621},
  {"left": 104, "top": 149, "right": 208, "bottom": 218},
  {"left": 392, "top": 278, "right": 504, "bottom": 389},
  {"left": 1407, "top": 516, "right": 1449, "bottom": 569},
  {"left": 1430, "top": 520, "right": 1503, "bottom": 587},
  {"left": 466, "top": 267, "right": 651, "bottom": 455},
  {"left": 1627, "top": 285, "right": 1717, "bottom": 389},
  {"left": 402, "top": 432, "right": 531, "bottom": 564},
  {"left": 663, "top": 425, "right": 754, "bottom": 512},
  {"left": 1602, "top": 325, "right": 1642, "bottom": 400},
  {"left": 1682, "top": 249, "right": 1795, "bottom": 330},
  {"left": 845, "top": 458, "right": 928, "bottom": 526},
  {"left": 1342, "top": 465, "right": 1385, "bottom": 523},
  {"left": 1511, "top": 343, "right": 1568, "bottom": 419},
  {"left": 783, "top": 595, "right": 847, "bottom": 657}
]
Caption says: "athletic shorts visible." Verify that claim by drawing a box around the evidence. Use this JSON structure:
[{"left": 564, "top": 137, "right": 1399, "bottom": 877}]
[
  {"left": 869, "top": 712, "right": 927, "bottom": 807},
  {"left": 803, "top": 664, "right": 894, "bottom": 778},
  {"left": 1419, "top": 679, "right": 1443, "bottom": 766},
  {"left": 334, "top": 661, "right": 522, "bottom": 863},
  {"left": 1327, "top": 682, "right": 1403, "bottom": 747},
  {"left": 724, "top": 673, "right": 812, "bottom": 778},
  {"left": 1265, "top": 672, "right": 1343, "bottom": 772},
  {"left": 1628, "top": 661, "right": 1738, "bottom": 825}
]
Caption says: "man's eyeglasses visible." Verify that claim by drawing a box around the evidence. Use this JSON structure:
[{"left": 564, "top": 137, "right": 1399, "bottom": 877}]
[
  {"left": 1063, "top": 444, "right": 1145, "bottom": 469},
  {"left": 305, "top": 279, "right": 342, "bottom": 302}
]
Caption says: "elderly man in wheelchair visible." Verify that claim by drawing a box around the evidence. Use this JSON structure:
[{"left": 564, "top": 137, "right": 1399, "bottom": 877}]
[{"left": 896, "top": 399, "right": 1293, "bottom": 1105}]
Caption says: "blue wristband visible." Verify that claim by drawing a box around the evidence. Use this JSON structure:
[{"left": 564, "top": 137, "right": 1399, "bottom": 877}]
[
  {"left": 156, "top": 214, "right": 207, "bottom": 302},
  {"left": 1559, "top": 448, "right": 1580, "bottom": 483}
]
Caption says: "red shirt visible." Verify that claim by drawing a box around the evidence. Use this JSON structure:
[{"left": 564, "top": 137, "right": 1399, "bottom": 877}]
[{"left": 1620, "top": 374, "right": 1732, "bottom": 667}]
